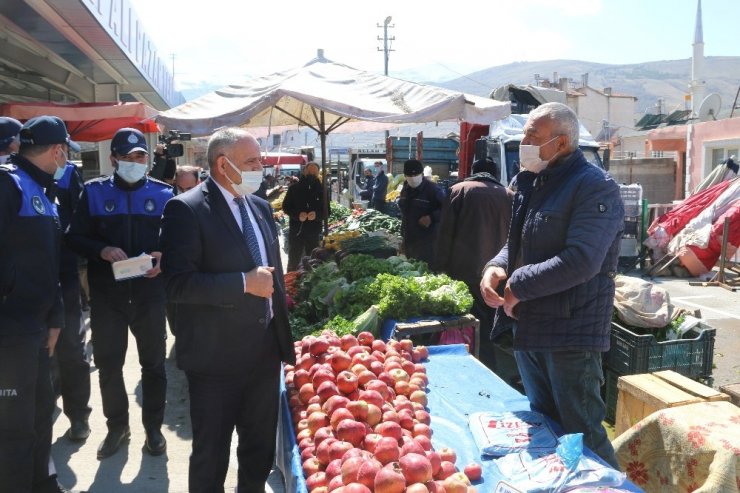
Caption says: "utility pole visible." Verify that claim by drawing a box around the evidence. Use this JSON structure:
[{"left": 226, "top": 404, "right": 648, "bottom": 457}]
[
  {"left": 377, "top": 16, "right": 395, "bottom": 76},
  {"left": 377, "top": 16, "right": 395, "bottom": 151}
]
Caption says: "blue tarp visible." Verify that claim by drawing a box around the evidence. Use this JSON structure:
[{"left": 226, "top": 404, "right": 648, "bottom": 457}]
[{"left": 276, "top": 344, "right": 642, "bottom": 492}]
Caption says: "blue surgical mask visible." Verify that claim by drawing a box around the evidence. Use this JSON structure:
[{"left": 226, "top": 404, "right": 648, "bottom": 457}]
[
  {"left": 53, "top": 150, "right": 68, "bottom": 180},
  {"left": 116, "top": 160, "right": 148, "bottom": 183}
]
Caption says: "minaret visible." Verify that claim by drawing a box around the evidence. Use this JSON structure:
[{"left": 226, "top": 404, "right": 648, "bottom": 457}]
[{"left": 690, "top": 0, "right": 706, "bottom": 115}]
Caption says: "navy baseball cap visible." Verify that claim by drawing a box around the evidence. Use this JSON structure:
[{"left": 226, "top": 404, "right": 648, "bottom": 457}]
[
  {"left": 111, "top": 128, "right": 148, "bottom": 155},
  {"left": 19, "top": 116, "right": 80, "bottom": 152},
  {"left": 0, "top": 117, "right": 22, "bottom": 151}
]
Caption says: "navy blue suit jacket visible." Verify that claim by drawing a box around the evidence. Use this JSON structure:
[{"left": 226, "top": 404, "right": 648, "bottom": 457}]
[{"left": 160, "top": 177, "right": 295, "bottom": 374}]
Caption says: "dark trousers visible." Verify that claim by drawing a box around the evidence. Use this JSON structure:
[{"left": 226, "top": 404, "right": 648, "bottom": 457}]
[
  {"left": 186, "top": 329, "right": 281, "bottom": 493},
  {"left": 90, "top": 295, "right": 167, "bottom": 432},
  {"left": 287, "top": 227, "right": 320, "bottom": 272},
  {"left": 53, "top": 269, "right": 91, "bottom": 422},
  {"left": 0, "top": 333, "right": 57, "bottom": 493}
]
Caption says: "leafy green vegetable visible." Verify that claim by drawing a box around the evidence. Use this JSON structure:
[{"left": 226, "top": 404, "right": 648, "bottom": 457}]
[{"left": 339, "top": 254, "right": 395, "bottom": 281}]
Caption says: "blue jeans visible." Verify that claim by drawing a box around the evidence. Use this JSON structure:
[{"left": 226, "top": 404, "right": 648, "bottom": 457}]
[{"left": 514, "top": 349, "right": 619, "bottom": 469}]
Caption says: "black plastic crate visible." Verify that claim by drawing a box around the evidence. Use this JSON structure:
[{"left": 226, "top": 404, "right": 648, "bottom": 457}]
[
  {"left": 603, "top": 367, "right": 619, "bottom": 425},
  {"left": 605, "top": 322, "right": 715, "bottom": 379}
]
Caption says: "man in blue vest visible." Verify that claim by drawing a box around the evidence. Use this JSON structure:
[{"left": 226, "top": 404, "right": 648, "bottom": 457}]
[
  {"left": 0, "top": 115, "right": 82, "bottom": 493},
  {"left": 67, "top": 128, "right": 172, "bottom": 460},
  {"left": 51, "top": 161, "right": 92, "bottom": 442}
]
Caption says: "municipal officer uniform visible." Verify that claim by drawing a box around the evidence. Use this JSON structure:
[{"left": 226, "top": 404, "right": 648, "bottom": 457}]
[
  {"left": 66, "top": 128, "right": 172, "bottom": 459},
  {"left": 51, "top": 163, "right": 92, "bottom": 440},
  {"left": 0, "top": 116, "right": 77, "bottom": 493}
]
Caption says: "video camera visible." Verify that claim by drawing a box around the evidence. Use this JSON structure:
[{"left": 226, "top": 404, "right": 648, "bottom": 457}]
[{"left": 158, "top": 130, "right": 192, "bottom": 158}]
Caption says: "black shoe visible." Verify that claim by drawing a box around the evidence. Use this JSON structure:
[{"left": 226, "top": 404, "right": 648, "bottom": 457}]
[
  {"left": 144, "top": 428, "right": 167, "bottom": 456},
  {"left": 54, "top": 484, "right": 87, "bottom": 493},
  {"left": 97, "top": 426, "right": 130, "bottom": 459},
  {"left": 67, "top": 419, "right": 91, "bottom": 442}
]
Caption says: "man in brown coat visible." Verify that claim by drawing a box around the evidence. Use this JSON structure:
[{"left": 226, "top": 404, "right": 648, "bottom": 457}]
[{"left": 435, "top": 157, "right": 512, "bottom": 367}]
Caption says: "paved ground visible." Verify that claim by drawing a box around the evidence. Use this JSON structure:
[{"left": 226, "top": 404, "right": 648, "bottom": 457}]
[
  {"left": 52, "top": 313, "right": 287, "bottom": 493},
  {"left": 51, "top": 263, "right": 739, "bottom": 492}
]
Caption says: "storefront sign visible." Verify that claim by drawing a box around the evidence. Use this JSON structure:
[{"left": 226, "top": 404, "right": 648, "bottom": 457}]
[{"left": 81, "top": 0, "right": 181, "bottom": 108}]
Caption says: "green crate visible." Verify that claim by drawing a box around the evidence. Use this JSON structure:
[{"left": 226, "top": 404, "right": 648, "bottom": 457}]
[{"left": 605, "top": 322, "right": 715, "bottom": 379}]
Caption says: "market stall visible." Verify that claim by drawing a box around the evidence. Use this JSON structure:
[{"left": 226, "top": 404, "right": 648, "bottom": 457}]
[{"left": 277, "top": 344, "right": 642, "bottom": 492}]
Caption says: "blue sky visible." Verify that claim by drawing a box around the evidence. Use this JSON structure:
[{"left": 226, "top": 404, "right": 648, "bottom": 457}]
[{"left": 128, "top": 0, "right": 738, "bottom": 93}]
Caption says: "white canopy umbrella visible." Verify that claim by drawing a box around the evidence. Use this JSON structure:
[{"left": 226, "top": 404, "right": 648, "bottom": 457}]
[{"left": 157, "top": 50, "right": 510, "bottom": 229}]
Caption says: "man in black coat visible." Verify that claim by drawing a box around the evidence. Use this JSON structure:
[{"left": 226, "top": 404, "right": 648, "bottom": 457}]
[
  {"left": 398, "top": 159, "right": 446, "bottom": 267},
  {"left": 160, "top": 128, "right": 296, "bottom": 493}
]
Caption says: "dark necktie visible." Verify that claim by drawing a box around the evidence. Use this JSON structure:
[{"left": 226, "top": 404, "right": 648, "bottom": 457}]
[{"left": 234, "top": 197, "right": 264, "bottom": 266}]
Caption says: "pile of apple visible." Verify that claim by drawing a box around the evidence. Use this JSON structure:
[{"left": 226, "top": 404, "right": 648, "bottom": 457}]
[{"left": 284, "top": 330, "right": 483, "bottom": 493}]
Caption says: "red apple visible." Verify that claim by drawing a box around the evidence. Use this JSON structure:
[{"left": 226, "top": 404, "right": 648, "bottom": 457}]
[
  {"left": 414, "top": 435, "right": 433, "bottom": 452},
  {"left": 463, "top": 463, "right": 482, "bottom": 482},
  {"left": 343, "top": 484, "right": 372, "bottom": 493},
  {"left": 341, "top": 456, "right": 366, "bottom": 484},
  {"left": 399, "top": 453, "right": 433, "bottom": 484},
  {"left": 413, "top": 423, "right": 432, "bottom": 439},
  {"left": 330, "top": 408, "right": 355, "bottom": 431},
  {"left": 374, "top": 462, "right": 406, "bottom": 493},
  {"left": 347, "top": 346, "right": 368, "bottom": 358},
  {"left": 316, "top": 437, "right": 337, "bottom": 466},
  {"left": 340, "top": 334, "right": 358, "bottom": 351},
  {"left": 357, "top": 370, "right": 376, "bottom": 387},
  {"left": 329, "top": 351, "right": 352, "bottom": 373},
  {"left": 336, "top": 371, "right": 359, "bottom": 394},
  {"left": 356, "top": 458, "right": 382, "bottom": 489},
  {"left": 409, "top": 390, "right": 428, "bottom": 407},
  {"left": 325, "top": 458, "right": 343, "bottom": 479},
  {"left": 322, "top": 395, "right": 350, "bottom": 416},
  {"left": 357, "top": 331, "right": 374, "bottom": 346},
  {"left": 346, "top": 400, "right": 369, "bottom": 422},
  {"left": 438, "top": 447, "right": 457, "bottom": 464},
  {"left": 374, "top": 421, "right": 403, "bottom": 441},
  {"left": 363, "top": 433, "right": 382, "bottom": 453},
  {"left": 328, "top": 440, "right": 353, "bottom": 462},
  {"left": 414, "top": 409, "right": 431, "bottom": 425},
  {"left": 426, "top": 450, "right": 441, "bottom": 477},
  {"left": 401, "top": 440, "right": 426, "bottom": 457},
  {"left": 299, "top": 383, "right": 315, "bottom": 405},
  {"left": 307, "top": 411, "right": 330, "bottom": 434},
  {"left": 316, "top": 381, "right": 340, "bottom": 403},
  {"left": 366, "top": 403, "right": 382, "bottom": 427},
  {"left": 374, "top": 436, "right": 401, "bottom": 465},
  {"left": 306, "top": 471, "right": 328, "bottom": 491},
  {"left": 358, "top": 389, "right": 384, "bottom": 409},
  {"left": 313, "top": 426, "right": 334, "bottom": 446},
  {"left": 310, "top": 337, "right": 330, "bottom": 357},
  {"left": 336, "top": 419, "right": 367, "bottom": 448},
  {"left": 436, "top": 461, "right": 457, "bottom": 480},
  {"left": 406, "top": 483, "right": 430, "bottom": 493},
  {"left": 303, "top": 456, "right": 322, "bottom": 476}
]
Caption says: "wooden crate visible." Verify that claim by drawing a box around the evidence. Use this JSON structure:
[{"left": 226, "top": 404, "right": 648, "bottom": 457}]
[
  {"left": 719, "top": 383, "right": 740, "bottom": 407},
  {"left": 615, "top": 370, "right": 730, "bottom": 437}
]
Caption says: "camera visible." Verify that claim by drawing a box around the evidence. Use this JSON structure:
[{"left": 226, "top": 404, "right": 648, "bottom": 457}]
[{"left": 158, "top": 130, "right": 192, "bottom": 158}]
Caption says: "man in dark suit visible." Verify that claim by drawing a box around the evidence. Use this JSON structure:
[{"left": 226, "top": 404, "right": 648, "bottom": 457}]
[{"left": 160, "top": 128, "right": 295, "bottom": 493}]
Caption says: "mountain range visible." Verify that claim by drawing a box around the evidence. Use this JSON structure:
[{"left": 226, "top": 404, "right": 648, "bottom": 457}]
[{"left": 432, "top": 56, "right": 740, "bottom": 117}]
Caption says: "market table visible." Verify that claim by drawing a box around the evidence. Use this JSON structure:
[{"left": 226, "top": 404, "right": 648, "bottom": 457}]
[
  {"left": 613, "top": 400, "right": 740, "bottom": 492},
  {"left": 276, "top": 344, "right": 642, "bottom": 492}
]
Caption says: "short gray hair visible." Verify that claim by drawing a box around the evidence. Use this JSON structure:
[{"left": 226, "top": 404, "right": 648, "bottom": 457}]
[
  {"left": 206, "top": 127, "right": 253, "bottom": 167},
  {"left": 529, "top": 102, "right": 580, "bottom": 152}
]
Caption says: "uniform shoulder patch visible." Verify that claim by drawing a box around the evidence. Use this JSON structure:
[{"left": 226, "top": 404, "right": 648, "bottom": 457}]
[
  {"left": 32, "top": 195, "right": 46, "bottom": 214},
  {"left": 598, "top": 203, "right": 608, "bottom": 213},
  {"left": 144, "top": 198, "right": 156, "bottom": 212}
]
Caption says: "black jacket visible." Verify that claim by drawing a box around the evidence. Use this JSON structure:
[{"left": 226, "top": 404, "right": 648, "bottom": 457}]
[
  {"left": 66, "top": 174, "right": 173, "bottom": 301},
  {"left": 52, "top": 163, "right": 84, "bottom": 274},
  {"left": 0, "top": 155, "right": 64, "bottom": 337},
  {"left": 160, "top": 178, "right": 296, "bottom": 374},
  {"left": 281, "top": 175, "right": 324, "bottom": 235}
]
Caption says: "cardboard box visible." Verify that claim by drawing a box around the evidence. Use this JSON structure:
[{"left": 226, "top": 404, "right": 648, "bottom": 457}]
[
  {"left": 112, "top": 255, "right": 153, "bottom": 281},
  {"left": 615, "top": 370, "right": 730, "bottom": 436}
]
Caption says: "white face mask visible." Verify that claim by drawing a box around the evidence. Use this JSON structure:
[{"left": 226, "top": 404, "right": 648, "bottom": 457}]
[
  {"left": 116, "top": 160, "right": 148, "bottom": 183},
  {"left": 224, "top": 157, "right": 263, "bottom": 196},
  {"left": 53, "top": 150, "right": 68, "bottom": 181},
  {"left": 406, "top": 174, "right": 423, "bottom": 188},
  {"left": 519, "top": 136, "right": 560, "bottom": 174}
]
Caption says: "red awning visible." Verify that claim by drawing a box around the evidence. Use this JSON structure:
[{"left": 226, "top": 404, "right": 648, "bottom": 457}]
[
  {"left": 261, "top": 152, "right": 307, "bottom": 166},
  {"left": 0, "top": 102, "right": 159, "bottom": 142}
]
